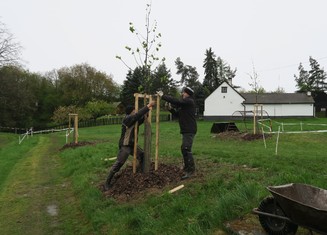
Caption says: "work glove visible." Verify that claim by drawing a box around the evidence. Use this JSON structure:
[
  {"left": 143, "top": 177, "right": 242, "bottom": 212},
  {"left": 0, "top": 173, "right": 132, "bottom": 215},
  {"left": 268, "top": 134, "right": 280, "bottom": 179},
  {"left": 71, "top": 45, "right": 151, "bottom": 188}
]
[
  {"left": 164, "top": 102, "right": 171, "bottom": 110},
  {"left": 156, "top": 90, "right": 163, "bottom": 97}
]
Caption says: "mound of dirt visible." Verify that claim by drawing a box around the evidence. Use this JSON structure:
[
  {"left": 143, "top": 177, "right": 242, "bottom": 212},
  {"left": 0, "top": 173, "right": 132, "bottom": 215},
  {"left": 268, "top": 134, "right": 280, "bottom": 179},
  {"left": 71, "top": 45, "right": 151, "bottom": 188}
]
[
  {"left": 241, "top": 133, "right": 266, "bottom": 141},
  {"left": 214, "top": 131, "right": 270, "bottom": 141},
  {"left": 60, "top": 141, "right": 96, "bottom": 150},
  {"left": 102, "top": 163, "right": 185, "bottom": 201}
]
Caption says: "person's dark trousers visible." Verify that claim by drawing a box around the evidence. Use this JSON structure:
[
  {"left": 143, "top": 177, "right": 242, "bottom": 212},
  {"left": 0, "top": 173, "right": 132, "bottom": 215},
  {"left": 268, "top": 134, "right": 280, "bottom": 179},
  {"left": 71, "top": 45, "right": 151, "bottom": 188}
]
[
  {"left": 181, "top": 133, "right": 195, "bottom": 179},
  {"left": 104, "top": 146, "right": 144, "bottom": 190}
]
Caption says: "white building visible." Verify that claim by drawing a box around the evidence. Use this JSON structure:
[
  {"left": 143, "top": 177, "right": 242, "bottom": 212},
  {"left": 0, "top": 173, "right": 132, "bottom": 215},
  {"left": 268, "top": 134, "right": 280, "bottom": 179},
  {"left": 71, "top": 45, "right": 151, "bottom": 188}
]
[{"left": 203, "top": 82, "right": 315, "bottom": 120}]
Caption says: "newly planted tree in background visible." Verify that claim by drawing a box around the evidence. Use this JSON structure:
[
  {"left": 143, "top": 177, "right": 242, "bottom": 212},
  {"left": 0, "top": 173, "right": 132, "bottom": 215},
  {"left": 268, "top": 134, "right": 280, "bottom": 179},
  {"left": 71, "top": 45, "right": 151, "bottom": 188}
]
[
  {"left": 248, "top": 63, "right": 265, "bottom": 95},
  {"left": 247, "top": 63, "right": 265, "bottom": 134}
]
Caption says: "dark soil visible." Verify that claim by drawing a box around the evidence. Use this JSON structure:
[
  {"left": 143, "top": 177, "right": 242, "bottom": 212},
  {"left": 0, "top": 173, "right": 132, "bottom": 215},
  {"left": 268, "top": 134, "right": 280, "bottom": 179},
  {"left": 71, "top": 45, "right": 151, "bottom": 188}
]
[
  {"left": 60, "top": 141, "right": 96, "bottom": 150},
  {"left": 214, "top": 131, "right": 271, "bottom": 141},
  {"left": 60, "top": 141, "right": 188, "bottom": 201},
  {"left": 101, "top": 163, "right": 186, "bottom": 202}
]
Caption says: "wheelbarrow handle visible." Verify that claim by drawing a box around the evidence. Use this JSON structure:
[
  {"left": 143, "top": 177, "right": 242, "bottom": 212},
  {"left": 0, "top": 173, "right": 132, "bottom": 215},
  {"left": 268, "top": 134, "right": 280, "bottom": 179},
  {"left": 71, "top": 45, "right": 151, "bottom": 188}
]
[{"left": 252, "top": 208, "right": 293, "bottom": 223}]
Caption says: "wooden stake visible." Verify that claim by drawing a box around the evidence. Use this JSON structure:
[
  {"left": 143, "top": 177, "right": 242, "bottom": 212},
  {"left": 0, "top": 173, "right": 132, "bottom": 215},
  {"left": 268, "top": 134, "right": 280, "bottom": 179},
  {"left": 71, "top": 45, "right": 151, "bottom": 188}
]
[
  {"left": 169, "top": 185, "right": 184, "bottom": 194},
  {"left": 143, "top": 94, "right": 151, "bottom": 173},
  {"left": 148, "top": 95, "right": 152, "bottom": 123},
  {"left": 68, "top": 113, "right": 78, "bottom": 143},
  {"left": 74, "top": 114, "right": 78, "bottom": 144},
  {"left": 133, "top": 93, "right": 139, "bottom": 174},
  {"left": 68, "top": 114, "right": 71, "bottom": 142},
  {"left": 155, "top": 95, "right": 160, "bottom": 170},
  {"left": 253, "top": 105, "right": 256, "bottom": 134}
]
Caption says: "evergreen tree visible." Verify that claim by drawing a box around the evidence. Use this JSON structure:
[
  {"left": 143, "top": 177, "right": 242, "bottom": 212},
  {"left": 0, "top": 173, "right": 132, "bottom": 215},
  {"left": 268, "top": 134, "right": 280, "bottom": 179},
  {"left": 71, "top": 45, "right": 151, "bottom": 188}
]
[
  {"left": 120, "top": 66, "right": 146, "bottom": 106},
  {"left": 175, "top": 57, "right": 200, "bottom": 88},
  {"left": 295, "top": 57, "right": 327, "bottom": 93},
  {"left": 295, "top": 63, "right": 310, "bottom": 92},
  {"left": 174, "top": 57, "right": 204, "bottom": 115},
  {"left": 202, "top": 48, "right": 237, "bottom": 94},
  {"left": 308, "top": 57, "right": 326, "bottom": 92},
  {"left": 151, "top": 62, "right": 178, "bottom": 95},
  {"left": 203, "top": 48, "right": 217, "bottom": 93},
  {"left": 216, "top": 57, "right": 236, "bottom": 86}
]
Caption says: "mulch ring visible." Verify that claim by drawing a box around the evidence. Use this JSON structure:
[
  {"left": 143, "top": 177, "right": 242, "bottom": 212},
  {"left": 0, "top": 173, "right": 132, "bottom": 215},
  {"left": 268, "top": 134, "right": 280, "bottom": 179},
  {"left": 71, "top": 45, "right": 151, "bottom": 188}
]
[
  {"left": 213, "top": 131, "right": 271, "bottom": 141},
  {"left": 101, "top": 163, "right": 189, "bottom": 202},
  {"left": 60, "top": 140, "right": 103, "bottom": 150}
]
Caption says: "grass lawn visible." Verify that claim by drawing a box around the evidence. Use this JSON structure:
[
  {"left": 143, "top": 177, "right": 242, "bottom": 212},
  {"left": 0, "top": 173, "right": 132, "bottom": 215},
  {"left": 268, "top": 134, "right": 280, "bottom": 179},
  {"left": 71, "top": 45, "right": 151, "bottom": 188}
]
[{"left": 1, "top": 118, "right": 327, "bottom": 234}]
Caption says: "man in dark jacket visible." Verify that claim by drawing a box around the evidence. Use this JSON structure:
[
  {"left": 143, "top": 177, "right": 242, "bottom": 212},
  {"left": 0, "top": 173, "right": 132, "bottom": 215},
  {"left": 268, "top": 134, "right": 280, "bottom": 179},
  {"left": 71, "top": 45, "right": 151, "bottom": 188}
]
[
  {"left": 104, "top": 100, "right": 156, "bottom": 190},
  {"left": 157, "top": 87, "right": 197, "bottom": 179}
]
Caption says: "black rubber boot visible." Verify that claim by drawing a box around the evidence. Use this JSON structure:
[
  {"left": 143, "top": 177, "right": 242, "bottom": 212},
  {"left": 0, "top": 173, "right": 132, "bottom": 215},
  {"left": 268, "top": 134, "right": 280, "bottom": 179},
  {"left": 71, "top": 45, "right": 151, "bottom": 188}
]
[
  {"left": 181, "top": 152, "right": 195, "bottom": 180},
  {"left": 181, "top": 172, "right": 193, "bottom": 180},
  {"left": 104, "top": 171, "right": 115, "bottom": 191},
  {"left": 182, "top": 154, "right": 189, "bottom": 172}
]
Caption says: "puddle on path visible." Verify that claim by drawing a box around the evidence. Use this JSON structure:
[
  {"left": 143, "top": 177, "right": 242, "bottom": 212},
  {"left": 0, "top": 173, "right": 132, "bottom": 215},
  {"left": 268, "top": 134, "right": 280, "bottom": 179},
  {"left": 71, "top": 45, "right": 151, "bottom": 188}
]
[{"left": 46, "top": 204, "right": 58, "bottom": 216}]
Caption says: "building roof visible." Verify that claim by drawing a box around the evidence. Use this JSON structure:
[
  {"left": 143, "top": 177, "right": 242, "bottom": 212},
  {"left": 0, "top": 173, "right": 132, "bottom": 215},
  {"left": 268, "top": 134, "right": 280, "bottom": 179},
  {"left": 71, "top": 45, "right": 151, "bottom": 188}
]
[{"left": 240, "top": 93, "right": 314, "bottom": 104}]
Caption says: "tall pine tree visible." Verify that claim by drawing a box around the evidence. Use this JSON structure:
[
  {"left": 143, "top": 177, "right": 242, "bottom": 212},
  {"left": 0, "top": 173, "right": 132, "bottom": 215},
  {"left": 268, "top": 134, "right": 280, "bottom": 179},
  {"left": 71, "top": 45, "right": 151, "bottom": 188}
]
[
  {"left": 202, "top": 48, "right": 237, "bottom": 94},
  {"left": 295, "top": 57, "right": 327, "bottom": 93},
  {"left": 151, "top": 62, "right": 178, "bottom": 95},
  {"left": 203, "top": 47, "right": 218, "bottom": 93},
  {"left": 120, "top": 66, "right": 146, "bottom": 106}
]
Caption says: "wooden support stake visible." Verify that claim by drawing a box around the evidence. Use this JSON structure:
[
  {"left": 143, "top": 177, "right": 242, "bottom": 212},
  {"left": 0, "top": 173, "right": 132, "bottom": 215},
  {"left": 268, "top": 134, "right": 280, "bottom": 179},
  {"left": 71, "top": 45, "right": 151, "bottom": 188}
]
[
  {"left": 155, "top": 95, "right": 160, "bottom": 170},
  {"left": 133, "top": 93, "right": 139, "bottom": 174},
  {"left": 253, "top": 105, "right": 257, "bottom": 134},
  {"left": 74, "top": 114, "right": 78, "bottom": 144},
  {"left": 148, "top": 95, "right": 152, "bottom": 123},
  {"left": 143, "top": 94, "right": 151, "bottom": 173},
  {"left": 68, "top": 113, "right": 78, "bottom": 143},
  {"left": 169, "top": 185, "right": 184, "bottom": 194},
  {"left": 135, "top": 94, "right": 152, "bottom": 98},
  {"left": 68, "top": 115, "right": 71, "bottom": 142}
]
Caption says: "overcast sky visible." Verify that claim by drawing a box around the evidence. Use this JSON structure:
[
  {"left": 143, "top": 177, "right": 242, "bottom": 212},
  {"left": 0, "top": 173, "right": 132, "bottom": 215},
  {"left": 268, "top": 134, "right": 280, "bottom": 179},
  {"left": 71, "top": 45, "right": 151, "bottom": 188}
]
[{"left": 1, "top": 0, "right": 327, "bottom": 92}]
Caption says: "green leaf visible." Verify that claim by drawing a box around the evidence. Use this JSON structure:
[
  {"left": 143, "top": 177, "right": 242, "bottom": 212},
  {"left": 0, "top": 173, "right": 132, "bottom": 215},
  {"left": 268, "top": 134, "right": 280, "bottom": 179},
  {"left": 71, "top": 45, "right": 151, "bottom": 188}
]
[{"left": 129, "top": 26, "right": 135, "bottom": 33}]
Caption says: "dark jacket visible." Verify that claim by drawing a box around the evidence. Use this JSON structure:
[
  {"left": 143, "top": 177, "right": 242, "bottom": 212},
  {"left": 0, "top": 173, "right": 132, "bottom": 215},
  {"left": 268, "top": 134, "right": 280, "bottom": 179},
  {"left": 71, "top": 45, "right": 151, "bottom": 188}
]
[
  {"left": 118, "top": 106, "right": 150, "bottom": 148},
  {"left": 162, "top": 95, "right": 197, "bottom": 134}
]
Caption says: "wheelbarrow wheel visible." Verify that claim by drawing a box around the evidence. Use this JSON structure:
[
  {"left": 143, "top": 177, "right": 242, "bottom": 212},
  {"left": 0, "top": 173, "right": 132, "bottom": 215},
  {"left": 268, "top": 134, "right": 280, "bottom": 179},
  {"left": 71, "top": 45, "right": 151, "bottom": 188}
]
[{"left": 258, "top": 196, "right": 298, "bottom": 235}]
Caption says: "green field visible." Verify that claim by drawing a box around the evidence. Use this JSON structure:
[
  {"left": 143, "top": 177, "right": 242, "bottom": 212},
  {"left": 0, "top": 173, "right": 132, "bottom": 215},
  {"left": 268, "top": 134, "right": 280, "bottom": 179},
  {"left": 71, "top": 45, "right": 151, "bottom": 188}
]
[{"left": 1, "top": 118, "right": 327, "bottom": 234}]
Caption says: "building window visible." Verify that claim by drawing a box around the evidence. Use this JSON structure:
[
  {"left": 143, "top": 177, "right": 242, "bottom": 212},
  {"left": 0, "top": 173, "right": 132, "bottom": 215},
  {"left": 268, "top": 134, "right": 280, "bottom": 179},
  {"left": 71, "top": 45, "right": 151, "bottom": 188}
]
[{"left": 221, "top": 86, "right": 227, "bottom": 93}]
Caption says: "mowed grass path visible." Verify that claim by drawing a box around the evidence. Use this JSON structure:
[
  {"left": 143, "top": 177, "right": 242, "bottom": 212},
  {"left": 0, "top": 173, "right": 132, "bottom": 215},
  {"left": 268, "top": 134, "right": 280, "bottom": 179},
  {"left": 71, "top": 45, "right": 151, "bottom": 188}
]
[{"left": 0, "top": 134, "right": 93, "bottom": 235}]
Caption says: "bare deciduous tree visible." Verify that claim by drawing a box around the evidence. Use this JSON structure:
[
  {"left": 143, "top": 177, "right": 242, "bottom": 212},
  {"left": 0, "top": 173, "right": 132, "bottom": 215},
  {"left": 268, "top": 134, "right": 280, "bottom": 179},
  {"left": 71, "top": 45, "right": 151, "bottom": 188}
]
[{"left": 0, "top": 21, "right": 22, "bottom": 67}]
